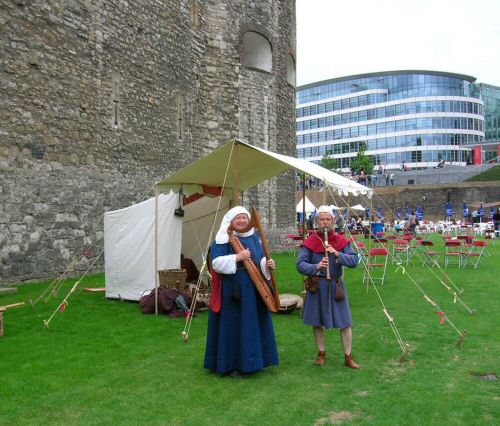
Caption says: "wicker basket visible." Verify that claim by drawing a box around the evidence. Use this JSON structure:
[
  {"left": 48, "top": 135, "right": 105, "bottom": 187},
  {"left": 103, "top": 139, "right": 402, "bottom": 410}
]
[{"left": 158, "top": 269, "right": 187, "bottom": 291}]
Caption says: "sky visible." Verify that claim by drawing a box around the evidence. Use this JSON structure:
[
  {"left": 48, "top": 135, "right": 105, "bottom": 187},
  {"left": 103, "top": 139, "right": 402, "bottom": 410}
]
[{"left": 296, "top": 0, "right": 500, "bottom": 87}]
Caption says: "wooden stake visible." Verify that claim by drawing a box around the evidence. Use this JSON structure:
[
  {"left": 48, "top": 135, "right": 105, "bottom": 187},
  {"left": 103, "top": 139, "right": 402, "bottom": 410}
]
[
  {"left": 0, "top": 308, "right": 5, "bottom": 337},
  {"left": 455, "top": 330, "right": 468, "bottom": 348},
  {"left": 0, "top": 302, "right": 25, "bottom": 310},
  {"left": 398, "top": 344, "right": 410, "bottom": 362}
]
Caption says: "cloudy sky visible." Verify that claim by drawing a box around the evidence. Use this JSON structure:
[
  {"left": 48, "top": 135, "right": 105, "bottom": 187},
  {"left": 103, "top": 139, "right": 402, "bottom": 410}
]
[{"left": 296, "top": 0, "right": 500, "bottom": 87}]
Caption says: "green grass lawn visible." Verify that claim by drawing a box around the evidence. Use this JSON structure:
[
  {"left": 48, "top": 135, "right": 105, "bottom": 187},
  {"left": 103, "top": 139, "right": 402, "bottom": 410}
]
[
  {"left": 467, "top": 165, "right": 500, "bottom": 181},
  {"left": 1, "top": 235, "right": 499, "bottom": 425}
]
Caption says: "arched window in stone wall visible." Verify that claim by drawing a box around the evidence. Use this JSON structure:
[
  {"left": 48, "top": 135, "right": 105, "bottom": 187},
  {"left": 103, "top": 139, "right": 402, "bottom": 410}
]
[
  {"left": 286, "top": 52, "right": 296, "bottom": 87},
  {"left": 242, "top": 31, "right": 272, "bottom": 72}
]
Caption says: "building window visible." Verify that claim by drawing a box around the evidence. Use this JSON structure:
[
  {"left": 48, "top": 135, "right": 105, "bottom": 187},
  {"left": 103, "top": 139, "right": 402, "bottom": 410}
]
[{"left": 242, "top": 31, "right": 272, "bottom": 72}]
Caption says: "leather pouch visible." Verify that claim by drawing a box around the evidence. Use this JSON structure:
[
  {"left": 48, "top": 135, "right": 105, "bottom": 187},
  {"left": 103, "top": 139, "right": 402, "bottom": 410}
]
[{"left": 304, "top": 276, "right": 320, "bottom": 293}]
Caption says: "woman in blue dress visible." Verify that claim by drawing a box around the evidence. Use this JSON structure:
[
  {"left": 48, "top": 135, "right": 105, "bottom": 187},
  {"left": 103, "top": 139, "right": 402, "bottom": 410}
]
[
  {"left": 296, "top": 205, "right": 361, "bottom": 369},
  {"left": 204, "top": 206, "right": 278, "bottom": 378}
]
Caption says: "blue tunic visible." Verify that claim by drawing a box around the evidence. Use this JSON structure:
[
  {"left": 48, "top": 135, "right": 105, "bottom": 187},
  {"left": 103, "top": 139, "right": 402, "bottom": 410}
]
[
  {"left": 204, "top": 233, "right": 279, "bottom": 375},
  {"left": 296, "top": 243, "right": 360, "bottom": 329}
]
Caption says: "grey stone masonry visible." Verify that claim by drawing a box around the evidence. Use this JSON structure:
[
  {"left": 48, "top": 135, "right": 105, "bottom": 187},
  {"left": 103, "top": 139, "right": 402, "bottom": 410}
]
[{"left": 0, "top": 0, "right": 296, "bottom": 284}]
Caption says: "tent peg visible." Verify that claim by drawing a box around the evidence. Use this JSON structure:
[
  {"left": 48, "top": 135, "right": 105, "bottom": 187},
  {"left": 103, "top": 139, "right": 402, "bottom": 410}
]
[
  {"left": 455, "top": 330, "right": 468, "bottom": 348},
  {"left": 398, "top": 344, "right": 410, "bottom": 363}
]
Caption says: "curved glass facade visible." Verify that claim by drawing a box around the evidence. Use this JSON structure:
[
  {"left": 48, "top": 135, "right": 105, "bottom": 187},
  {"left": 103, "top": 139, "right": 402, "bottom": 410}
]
[{"left": 296, "top": 71, "right": 486, "bottom": 169}]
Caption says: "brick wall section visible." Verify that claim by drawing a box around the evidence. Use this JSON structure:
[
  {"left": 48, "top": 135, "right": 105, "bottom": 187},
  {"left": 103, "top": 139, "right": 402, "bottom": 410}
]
[
  {"left": 0, "top": 0, "right": 296, "bottom": 284},
  {"left": 301, "top": 181, "right": 500, "bottom": 221}
]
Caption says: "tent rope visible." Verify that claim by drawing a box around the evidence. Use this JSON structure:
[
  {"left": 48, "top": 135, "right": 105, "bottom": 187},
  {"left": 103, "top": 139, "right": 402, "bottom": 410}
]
[
  {"left": 370, "top": 191, "right": 472, "bottom": 303},
  {"left": 327, "top": 186, "right": 410, "bottom": 359},
  {"left": 330, "top": 187, "right": 467, "bottom": 344},
  {"left": 41, "top": 185, "right": 156, "bottom": 328},
  {"left": 182, "top": 142, "right": 236, "bottom": 342}
]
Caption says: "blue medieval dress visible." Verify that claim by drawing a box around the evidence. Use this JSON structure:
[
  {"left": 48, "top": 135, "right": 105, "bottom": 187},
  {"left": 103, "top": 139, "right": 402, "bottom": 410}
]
[
  {"left": 204, "top": 233, "right": 279, "bottom": 375},
  {"left": 296, "top": 232, "right": 360, "bottom": 329}
]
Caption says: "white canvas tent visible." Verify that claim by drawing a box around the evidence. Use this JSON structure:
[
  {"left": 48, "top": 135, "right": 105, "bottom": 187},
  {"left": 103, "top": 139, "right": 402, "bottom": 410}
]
[
  {"left": 351, "top": 204, "right": 366, "bottom": 211},
  {"left": 104, "top": 194, "right": 182, "bottom": 300},
  {"left": 105, "top": 139, "right": 372, "bottom": 302},
  {"left": 104, "top": 194, "right": 231, "bottom": 301},
  {"left": 296, "top": 196, "right": 316, "bottom": 214}
]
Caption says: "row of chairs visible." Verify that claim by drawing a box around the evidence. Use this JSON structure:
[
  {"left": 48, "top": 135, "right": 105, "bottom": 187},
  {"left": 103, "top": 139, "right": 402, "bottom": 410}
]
[{"left": 358, "top": 235, "right": 489, "bottom": 286}]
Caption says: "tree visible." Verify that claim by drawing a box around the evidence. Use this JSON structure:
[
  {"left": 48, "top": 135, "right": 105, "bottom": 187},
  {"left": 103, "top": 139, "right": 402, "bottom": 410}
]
[
  {"left": 350, "top": 144, "right": 373, "bottom": 175},
  {"left": 319, "top": 150, "right": 338, "bottom": 171}
]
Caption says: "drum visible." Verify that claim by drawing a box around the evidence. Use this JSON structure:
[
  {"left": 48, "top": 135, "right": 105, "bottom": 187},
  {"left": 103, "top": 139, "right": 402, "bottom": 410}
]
[{"left": 278, "top": 293, "right": 303, "bottom": 314}]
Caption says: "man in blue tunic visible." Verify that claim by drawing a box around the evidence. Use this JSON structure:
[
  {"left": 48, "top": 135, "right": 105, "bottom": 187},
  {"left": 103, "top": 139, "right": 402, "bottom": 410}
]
[
  {"left": 204, "top": 206, "right": 278, "bottom": 378},
  {"left": 296, "top": 205, "right": 361, "bottom": 369}
]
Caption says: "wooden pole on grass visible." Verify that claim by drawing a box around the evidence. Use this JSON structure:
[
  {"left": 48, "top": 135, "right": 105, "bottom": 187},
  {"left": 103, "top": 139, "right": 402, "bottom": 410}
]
[
  {"left": 154, "top": 184, "right": 159, "bottom": 315},
  {"left": 302, "top": 174, "right": 306, "bottom": 239},
  {"left": 234, "top": 143, "right": 241, "bottom": 204}
]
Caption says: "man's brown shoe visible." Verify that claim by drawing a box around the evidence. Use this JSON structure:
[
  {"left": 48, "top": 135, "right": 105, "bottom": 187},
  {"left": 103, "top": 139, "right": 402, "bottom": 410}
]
[
  {"left": 344, "top": 353, "right": 360, "bottom": 369},
  {"left": 315, "top": 351, "right": 326, "bottom": 366}
]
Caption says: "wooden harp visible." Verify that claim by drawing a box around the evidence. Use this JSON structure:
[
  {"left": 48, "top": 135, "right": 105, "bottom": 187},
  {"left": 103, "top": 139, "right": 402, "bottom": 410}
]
[{"left": 227, "top": 206, "right": 280, "bottom": 312}]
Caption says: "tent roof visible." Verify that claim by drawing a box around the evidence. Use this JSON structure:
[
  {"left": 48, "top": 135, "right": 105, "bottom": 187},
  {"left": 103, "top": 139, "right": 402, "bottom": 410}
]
[
  {"left": 351, "top": 204, "right": 366, "bottom": 211},
  {"left": 157, "top": 139, "right": 372, "bottom": 198},
  {"left": 296, "top": 196, "right": 316, "bottom": 213}
]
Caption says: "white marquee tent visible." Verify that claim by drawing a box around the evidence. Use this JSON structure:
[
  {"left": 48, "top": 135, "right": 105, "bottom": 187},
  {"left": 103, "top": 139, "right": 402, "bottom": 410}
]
[
  {"left": 104, "top": 139, "right": 372, "bottom": 301},
  {"left": 351, "top": 204, "right": 366, "bottom": 211},
  {"left": 296, "top": 196, "right": 316, "bottom": 214}
]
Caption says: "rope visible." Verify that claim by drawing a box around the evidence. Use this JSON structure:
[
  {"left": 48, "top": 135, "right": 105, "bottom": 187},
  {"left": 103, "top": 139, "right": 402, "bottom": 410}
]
[
  {"left": 41, "top": 184, "right": 155, "bottom": 328},
  {"left": 369, "top": 190, "right": 473, "bottom": 310},
  {"left": 324, "top": 185, "right": 409, "bottom": 358},
  {"left": 182, "top": 142, "right": 236, "bottom": 342},
  {"left": 324, "top": 181, "right": 469, "bottom": 351}
]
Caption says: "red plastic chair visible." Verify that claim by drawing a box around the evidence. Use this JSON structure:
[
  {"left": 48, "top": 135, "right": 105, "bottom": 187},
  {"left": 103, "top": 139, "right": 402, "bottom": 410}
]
[
  {"left": 392, "top": 239, "right": 410, "bottom": 264},
  {"left": 355, "top": 241, "right": 368, "bottom": 256},
  {"left": 444, "top": 240, "right": 462, "bottom": 267},
  {"left": 364, "top": 247, "right": 389, "bottom": 285},
  {"left": 420, "top": 240, "right": 441, "bottom": 267},
  {"left": 462, "top": 240, "right": 487, "bottom": 269}
]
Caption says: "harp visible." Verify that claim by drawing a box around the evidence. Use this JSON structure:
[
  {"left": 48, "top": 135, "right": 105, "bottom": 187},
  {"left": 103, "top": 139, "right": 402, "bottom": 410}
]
[{"left": 227, "top": 206, "right": 280, "bottom": 312}]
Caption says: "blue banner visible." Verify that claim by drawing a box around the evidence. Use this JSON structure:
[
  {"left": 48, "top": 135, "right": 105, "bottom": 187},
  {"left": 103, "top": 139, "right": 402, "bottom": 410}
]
[
  {"left": 416, "top": 205, "right": 424, "bottom": 220},
  {"left": 405, "top": 206, "right": 411, "bottom": 219},
  {"left": 366, "top": 207, "right": 371, "bottom": 220},
  {"left": 299, "top": 212, "right": 304, "bottom": 225},
  {"left": 479, "top": 203, "right": 485, "bottom": 217},
  {"left": 446, "top": 201, "right": 454, "bottom": 218},
  {"left": 377, "top": 207, "right": 383, "bottom": 218},
  {"left": 463, "top": 201, "right": 469, "bottom": 218},
  {"left": 491, "top": 206, "right": 495, "bottom": 218},
  {"left": 343, "top": 208, "right": 348, "bottom": 220},
  {"left": 397, "top": 208, "right": 402, "bottom": 220}
]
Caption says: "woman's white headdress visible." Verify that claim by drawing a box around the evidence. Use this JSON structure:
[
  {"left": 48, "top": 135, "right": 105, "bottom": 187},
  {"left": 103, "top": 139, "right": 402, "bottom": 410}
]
[{"left": 215, "top": 206, "right": 254, "bottom": 244}]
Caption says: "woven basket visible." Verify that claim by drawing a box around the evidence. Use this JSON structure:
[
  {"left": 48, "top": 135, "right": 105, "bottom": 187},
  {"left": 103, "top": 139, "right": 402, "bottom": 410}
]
[{"left": 158, "top": 269, "right": 187, "bottom": 291}]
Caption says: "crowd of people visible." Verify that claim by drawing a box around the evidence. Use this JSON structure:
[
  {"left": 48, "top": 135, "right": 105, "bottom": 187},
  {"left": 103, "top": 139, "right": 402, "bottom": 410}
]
[{"left": 295, "top": 166, "right": 396, "bottom": 190}]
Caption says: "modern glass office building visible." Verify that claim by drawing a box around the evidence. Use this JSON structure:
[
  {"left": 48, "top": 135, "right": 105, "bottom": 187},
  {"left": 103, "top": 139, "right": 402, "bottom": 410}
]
[
  {"left": 480, "top": 84, "right": 500, "bottom": 141},
  {"left": 296, "top": 70, "right": 488, "bottom": 170}
]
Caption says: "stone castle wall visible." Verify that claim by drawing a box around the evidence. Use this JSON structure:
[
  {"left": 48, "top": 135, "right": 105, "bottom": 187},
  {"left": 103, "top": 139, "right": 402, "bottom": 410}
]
[{"left": 0, "top": 0, "right": 296, "bottom": 284}]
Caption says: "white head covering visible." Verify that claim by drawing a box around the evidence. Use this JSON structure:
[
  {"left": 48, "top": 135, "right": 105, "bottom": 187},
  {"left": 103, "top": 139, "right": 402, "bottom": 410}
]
[
  {"left": 315, "top": 205, "right": 334, "bottom": 222},
  {"left": 215, "top": 206, "right": 254, "bottom": 244}
]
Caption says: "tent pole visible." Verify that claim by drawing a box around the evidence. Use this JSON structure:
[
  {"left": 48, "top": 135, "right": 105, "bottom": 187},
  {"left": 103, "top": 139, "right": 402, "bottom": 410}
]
[
  {"left": 234, "top": 143, "right": 240, "bottom": 204},
  {"left": 154, "top": 184, "right": 159, "bottom": 315},
  {"left": 302, "top": 174, "right": 306, "bottom": 238}
]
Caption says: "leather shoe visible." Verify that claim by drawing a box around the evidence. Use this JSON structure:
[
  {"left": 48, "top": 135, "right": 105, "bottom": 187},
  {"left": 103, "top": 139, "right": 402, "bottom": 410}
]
[
  {"left": 344, "top": 353, "right": 360, "bottom": 369},
  {"left": 227, "top": 370, "right": 244, "bottom": 379},
  {"left": 314, "top": 350, "right": 326, "bottom": 366}
]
